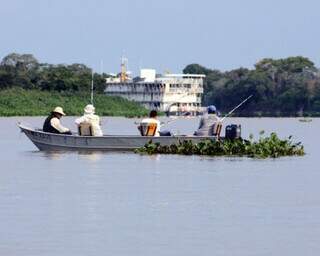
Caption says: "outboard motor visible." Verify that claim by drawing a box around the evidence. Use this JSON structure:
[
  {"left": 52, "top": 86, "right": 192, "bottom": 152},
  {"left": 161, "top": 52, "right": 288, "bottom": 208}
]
[{"left": 225, "top": 124, "right": 241, "bottom": 140}]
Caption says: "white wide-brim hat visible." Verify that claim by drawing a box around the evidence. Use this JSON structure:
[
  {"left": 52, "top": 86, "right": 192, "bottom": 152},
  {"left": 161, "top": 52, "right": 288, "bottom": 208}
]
[
  {"left": 53, "top": 106, "right": 66, "bottom": 116},
  {"left": 84, "top": 104, "right": 95, "bottom": 114}
]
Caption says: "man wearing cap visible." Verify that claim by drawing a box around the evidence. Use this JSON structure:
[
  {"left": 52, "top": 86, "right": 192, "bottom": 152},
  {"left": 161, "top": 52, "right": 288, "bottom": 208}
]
[
  {"left": 194, "top": 105, "right": 221, "bottom": 136},
  {"left": 75, "top": 104, "right": 103, "bottom": 136},
  {"left": 43, "top": 106, "right": 72, "bottom": 134}
]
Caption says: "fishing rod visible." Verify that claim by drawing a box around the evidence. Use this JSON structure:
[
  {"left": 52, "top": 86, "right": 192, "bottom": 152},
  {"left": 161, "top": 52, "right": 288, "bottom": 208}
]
[
  {"left": 220, "top": 94, "right": 253, "bottom": 122},
  {"left": 134, "top": 95, "right": 252, "bottom": 126},
  {"left": 161, "top": 112, "right": 192, "bottom": 126},
  {"left": 133, "top": 112, "right": 191, "bottom": 127}
]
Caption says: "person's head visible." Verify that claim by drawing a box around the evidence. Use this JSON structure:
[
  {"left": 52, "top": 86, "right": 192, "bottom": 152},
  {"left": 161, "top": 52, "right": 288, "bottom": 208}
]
[
  {"left": 52, "top": 106, "right": 66, "bottom": 119},
  {"left": 149, "top": 110, "right": 158, "bottom": 118},
  {"left": 84, "top": 104, "right": 95, "bottom": 115},
  {"left": 207, "top": 105, "right": 217, "bottom": 114}
]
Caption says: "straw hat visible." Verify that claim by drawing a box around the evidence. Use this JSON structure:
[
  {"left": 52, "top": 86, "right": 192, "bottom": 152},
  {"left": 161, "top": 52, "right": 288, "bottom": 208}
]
[
  {"left": 53, "top": 106, "right": 66, "bottom": 116},
  {"left": 84, "top": 104, "right": 95, "bottom": 114}
]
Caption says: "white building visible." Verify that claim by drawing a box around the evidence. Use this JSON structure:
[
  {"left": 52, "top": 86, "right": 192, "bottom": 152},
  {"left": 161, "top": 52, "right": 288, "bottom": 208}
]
[{"left": 105, "top": 68, "right": 205, "bottom": 115}]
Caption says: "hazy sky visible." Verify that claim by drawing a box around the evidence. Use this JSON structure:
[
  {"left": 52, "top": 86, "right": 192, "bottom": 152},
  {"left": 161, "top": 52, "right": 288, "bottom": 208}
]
[{"left": 0, "top": 0, "right": 319, "bottom": 74}]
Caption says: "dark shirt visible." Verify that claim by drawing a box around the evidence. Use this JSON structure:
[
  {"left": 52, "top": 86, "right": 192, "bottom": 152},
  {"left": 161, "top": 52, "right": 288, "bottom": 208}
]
[{"left": 43, "top": 114, "right": 60, "bottom": 134}]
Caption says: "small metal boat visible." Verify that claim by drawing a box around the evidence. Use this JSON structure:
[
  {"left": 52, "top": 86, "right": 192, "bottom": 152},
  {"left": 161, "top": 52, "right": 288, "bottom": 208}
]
[{"left": 18, "top": 123, "right": 216, "bottom": 151}]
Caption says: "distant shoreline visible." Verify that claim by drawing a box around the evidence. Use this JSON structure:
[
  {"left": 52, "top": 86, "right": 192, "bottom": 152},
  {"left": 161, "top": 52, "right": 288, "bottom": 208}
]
[
  {"left": 0, "top": 88, "right": 319, "bottom": 118},
  {"left": 0, "top": 88, "right": 149, "bottom": 118}
]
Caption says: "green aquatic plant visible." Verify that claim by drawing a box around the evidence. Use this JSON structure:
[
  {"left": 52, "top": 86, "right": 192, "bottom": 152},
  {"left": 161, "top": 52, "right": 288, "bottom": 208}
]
[{"left": 135, "top": 133, "right": 305, "bottom": 158}]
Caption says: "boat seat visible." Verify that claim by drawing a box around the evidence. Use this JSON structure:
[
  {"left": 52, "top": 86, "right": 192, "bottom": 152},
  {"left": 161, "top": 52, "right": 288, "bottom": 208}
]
[
  {"left": 138, "top": 122, "right": 158, "bottom": 136},
  {"left": 78, "top": 122, "right": 93, "bottom": 136},
  {"left": 212, "top": 122, "right": 222, "bottom": 138}
]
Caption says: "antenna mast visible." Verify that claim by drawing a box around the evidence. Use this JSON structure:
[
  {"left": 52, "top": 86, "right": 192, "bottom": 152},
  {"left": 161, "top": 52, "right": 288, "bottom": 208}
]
[{"left": 91, "top": 70, "right": 94, "bottom": 105}]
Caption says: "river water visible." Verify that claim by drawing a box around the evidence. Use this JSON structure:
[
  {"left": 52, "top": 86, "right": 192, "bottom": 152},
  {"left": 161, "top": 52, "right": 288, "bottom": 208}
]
[{"left": 0, "top": 117, "right": 319, "bottom": 256}]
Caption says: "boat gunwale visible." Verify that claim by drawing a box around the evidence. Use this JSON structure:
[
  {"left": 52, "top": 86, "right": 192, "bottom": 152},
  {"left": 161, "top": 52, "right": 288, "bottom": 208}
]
[{"left": 18, "top": 123, "right": 217, "bottom": 139}]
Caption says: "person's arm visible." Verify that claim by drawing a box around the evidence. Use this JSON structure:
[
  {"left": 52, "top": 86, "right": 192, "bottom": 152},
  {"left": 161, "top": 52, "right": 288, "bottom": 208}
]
[
  {"left": 198, "top": 117, "right": 204, "bottom": 129},
  {"left": 94, "top": 116, "right": 103, "bottom": 136},
  {"left": 51, "top": 118, "right": 70, "bottom": 133},
  {"left": 75, "top": 116, "right": 87, "bottom": 125},
  {"left": 155, "top": 120, "right": 161, "bottom": 136},
  {"left": 96, "top": 116, "right": 102, "bottom": 126}
]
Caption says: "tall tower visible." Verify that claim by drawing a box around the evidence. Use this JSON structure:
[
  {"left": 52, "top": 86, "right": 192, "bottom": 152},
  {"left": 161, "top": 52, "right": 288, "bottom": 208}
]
[{"left": 120, "top": 56, "right": 128, "bottom": 82}]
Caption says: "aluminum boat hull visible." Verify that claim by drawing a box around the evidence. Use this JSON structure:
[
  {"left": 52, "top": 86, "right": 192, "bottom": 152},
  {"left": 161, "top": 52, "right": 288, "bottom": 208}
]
[{"left": 19, "top": 124, "right": 217, "bottom": 151}]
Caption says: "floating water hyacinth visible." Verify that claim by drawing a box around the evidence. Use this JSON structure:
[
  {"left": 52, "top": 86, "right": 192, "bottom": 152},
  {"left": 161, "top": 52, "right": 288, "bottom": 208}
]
[{"left": 135, "top": 132, "right": 305, "bottom": 158}]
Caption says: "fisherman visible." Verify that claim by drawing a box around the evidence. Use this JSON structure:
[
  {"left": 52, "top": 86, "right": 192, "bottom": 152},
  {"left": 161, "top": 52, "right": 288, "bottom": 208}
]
[
  {"left": 139, "top": 110, "right": 171, "bottom": 136},
  {"left": 75, "top": 104, "right": 103, "bottom": 136},
  {"left": 43, "top": 106, "right": 72, "bottom": 134},
  {"left": 194, "top": 105, "right": 221, "bottom": 136}
]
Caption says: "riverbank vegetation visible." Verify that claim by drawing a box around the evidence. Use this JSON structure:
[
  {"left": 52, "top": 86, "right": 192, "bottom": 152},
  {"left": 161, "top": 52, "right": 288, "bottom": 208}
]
[
  {"left": 0, "top": 53, "right": 148, "bottom": 117},
  {"left": 1, "top": 53, "right": 320, "bottom": 117},
  {"left": 184, "top": 57, "right": 320, "bottom": 117},
  {"left": 135, "top": 133, "right": 305, "bottom": 158},
  {"left": 0, "top": 88, "right": 148, "bottom": 117}
]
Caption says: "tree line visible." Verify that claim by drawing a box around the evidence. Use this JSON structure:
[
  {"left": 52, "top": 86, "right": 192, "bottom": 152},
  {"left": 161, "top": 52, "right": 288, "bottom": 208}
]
[
  {"left": 0, "top": 53, "right": 149, "bottom": 117},
  {"left": 1, "top": 53, "right": 320, "bottom": 116},
  {"left": 183, "top": 57, "right": 320, "bottom": 116},
  {"left": 0, "top": 53, "right": 106, "bottom": 93}
]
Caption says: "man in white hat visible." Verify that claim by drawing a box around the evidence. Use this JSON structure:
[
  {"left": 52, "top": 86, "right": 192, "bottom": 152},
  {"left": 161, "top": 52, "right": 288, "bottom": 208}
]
[
  {"left": 43, "top": 106, "right": 72, "bottom": 134},
  {"left": 75, "top": 104, "right": 103, "bottom": 136}
]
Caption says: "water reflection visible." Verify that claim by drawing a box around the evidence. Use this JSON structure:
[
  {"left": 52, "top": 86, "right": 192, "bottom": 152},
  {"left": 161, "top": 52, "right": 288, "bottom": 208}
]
[
  {"left": 22, "top": 150, "right": 67, "bottom": 160},
  {"left": 139, "top": 154, "right": 161, "bottom": 161},
  {"left": 43, "top": 152, "right": 65, "bottom": 160},
  {"left": 78, "top": 151, "right": 103, "bottom": 162},
  {"left": 24, "top": 150, "right": 105, "bottom": 162}
]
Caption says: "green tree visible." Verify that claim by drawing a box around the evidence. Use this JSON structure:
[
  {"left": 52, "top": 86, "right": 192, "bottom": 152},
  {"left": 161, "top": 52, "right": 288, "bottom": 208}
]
[{"left": 184, "top": 56, "right": 320, "bottom": 116}]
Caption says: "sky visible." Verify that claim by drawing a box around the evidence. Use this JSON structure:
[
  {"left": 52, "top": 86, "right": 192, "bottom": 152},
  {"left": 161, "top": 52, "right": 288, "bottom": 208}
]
[{"left": 0, "top": 0, "right": 319, "bottom": 75}]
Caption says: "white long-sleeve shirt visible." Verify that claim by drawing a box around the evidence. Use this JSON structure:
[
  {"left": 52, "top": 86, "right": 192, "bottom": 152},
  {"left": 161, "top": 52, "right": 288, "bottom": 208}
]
[
  {"left": 50, "top": 117, "right": 70, "bottom": 133},
  {"left": 75, "top": 114, "right": 103, "bottom": 136}
]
